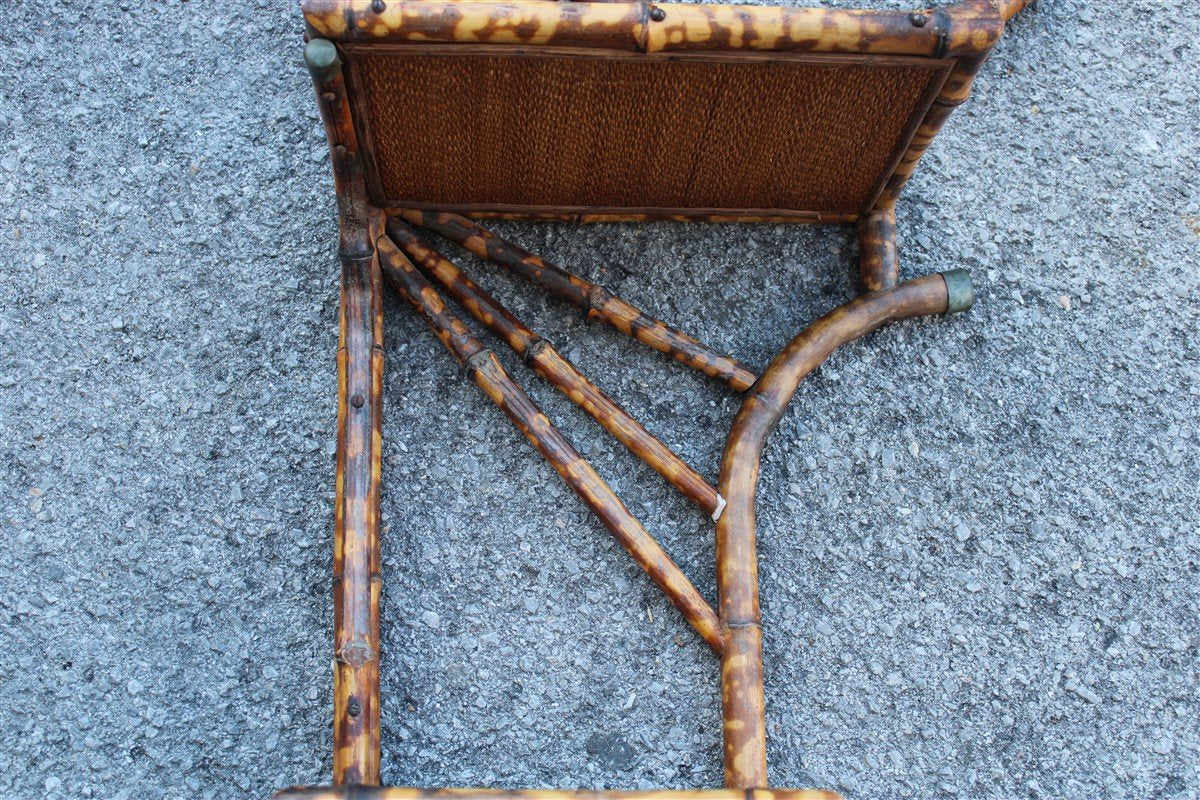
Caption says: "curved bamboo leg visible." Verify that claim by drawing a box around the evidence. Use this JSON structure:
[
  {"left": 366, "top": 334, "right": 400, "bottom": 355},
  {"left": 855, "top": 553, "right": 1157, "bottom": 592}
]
[
  {"left": 386, "top": 221, "right": 725, "bottom": 519},
  {"left": 399, "top": 209, "right": 759, "bottom": 392},
  {"left": 716, "top": 271, "right": 972, "bottom": 788},
  {"left": 377, "top": 236, "right": 725, "bottom": 654}
]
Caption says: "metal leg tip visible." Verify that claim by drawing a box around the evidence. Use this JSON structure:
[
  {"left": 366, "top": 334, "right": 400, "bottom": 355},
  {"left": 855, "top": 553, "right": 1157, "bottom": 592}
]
[
  {"left": 940, "top": 269, "right": 974, "bottom": 314},
  {"left": 711, "top": 494, "right": 727, "bottom": 522},
  {"left": 304, "top": 39, "right": 341, "bottom": 82}
]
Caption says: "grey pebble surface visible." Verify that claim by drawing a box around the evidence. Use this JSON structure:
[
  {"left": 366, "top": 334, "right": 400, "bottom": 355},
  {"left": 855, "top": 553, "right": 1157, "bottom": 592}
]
[{"left": 1, "top": 1, "right": 1198, "bottom": 799}]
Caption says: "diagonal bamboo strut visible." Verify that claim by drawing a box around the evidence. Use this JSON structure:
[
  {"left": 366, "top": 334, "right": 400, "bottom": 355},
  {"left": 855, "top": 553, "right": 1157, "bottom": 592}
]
[
  {"left": 387, "top": 220, "right": 726, "bottom": 520},
  {"left": 376, "top": 235, "right": 725, "bottom": 654},
  {"left": 398, "top": 209, "right": 758, "bottom": 392},
  {"left": 716, "top": 271, "right": 972, "bottom": 788}
]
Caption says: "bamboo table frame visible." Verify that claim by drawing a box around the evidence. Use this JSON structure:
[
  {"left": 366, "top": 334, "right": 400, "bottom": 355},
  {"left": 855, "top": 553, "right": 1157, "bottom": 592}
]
[{"left": 277, "top": 2, "right": 1030, "bottom": 797}]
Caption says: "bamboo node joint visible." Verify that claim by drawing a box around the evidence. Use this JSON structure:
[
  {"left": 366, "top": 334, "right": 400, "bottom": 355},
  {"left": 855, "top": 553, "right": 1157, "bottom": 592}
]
[
  {"left": 584, "top": 285, "right": 614, "bottom": 314},
  {"left": 723, "top": 620, "right": 764, "bottom": 631},
  {"left": 522, "top": 336, "right": 552, "bottom": 366},
  {"left": 465, "top": 348, "right": 495, "bottom": 376},
  {"left": 933, "top": 8, "right": 952, "bottom": 58},
  {"left": 338, "top": 249, "right": 373, "bottom": 264}
]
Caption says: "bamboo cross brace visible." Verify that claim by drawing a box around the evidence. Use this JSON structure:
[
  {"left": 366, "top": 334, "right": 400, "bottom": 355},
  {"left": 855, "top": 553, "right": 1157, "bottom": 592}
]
[
  {"left": 397, "top": 209, "right": 758, "bottom": 392},
  {"left": 716, "top": 270, "right": 972, "bottom": 788},
  {"left": 387, "top": 220, "right": 726, "bottom": 520},
  {"left": 276, "top": 789, "right": 842, "bottom": 800},
  {"left": 376, "top": 235, "right": 726, "bottom": 654}
]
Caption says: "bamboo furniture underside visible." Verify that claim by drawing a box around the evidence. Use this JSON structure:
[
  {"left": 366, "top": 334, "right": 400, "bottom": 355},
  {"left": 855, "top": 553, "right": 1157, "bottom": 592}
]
[{"left": 279, "top": 1, "right": 1029, "bottom": 796}]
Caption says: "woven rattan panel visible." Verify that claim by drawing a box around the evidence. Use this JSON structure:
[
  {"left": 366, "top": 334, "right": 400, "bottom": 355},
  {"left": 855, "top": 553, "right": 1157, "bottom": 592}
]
[{"left": 348, "top": 48, "right": 947, "bottom": 217}]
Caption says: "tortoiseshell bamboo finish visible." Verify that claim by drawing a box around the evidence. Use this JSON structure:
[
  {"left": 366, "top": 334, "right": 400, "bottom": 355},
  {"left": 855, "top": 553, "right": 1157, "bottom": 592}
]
[
  {"left": 858, "top": 205, "right": 899, "bottom": 292},
  {"left": 276, "top": 789, "right": 841, "bottom": 800},
  {"left": 302, "top": 1, "right": 1003, "bottom": 58},
  {"left": 307, "top": 37, "right": 385, "bottom": 787},
  {"left": 409, "top": 210, "right": 859, "bottom": 225},
  {"left": 717, "top": 273, "right": 961, "bottom": 787},
  {"left": 386, "top": 220, "right": 725, "bottom": 518},
  {"left": 401, "top": 210, "right": 758, "bottom": 391},
  {"left": 376, "top": 236, "right": 726, "bottom": 654}
]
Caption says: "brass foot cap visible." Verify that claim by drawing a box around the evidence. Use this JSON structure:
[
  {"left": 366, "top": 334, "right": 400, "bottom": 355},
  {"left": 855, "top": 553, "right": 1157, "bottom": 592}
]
[
  {"left": 940, "top": 269, "right": 974, "bottom": 314},
  {"left": 304, "top": 39, "right": 341, "bottom": 82}
]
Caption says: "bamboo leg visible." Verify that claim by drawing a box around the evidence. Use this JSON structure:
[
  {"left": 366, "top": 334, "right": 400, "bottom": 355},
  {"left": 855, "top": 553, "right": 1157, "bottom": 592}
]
[
  {"left": 398, "top": 209, "right": 758, "bottom": 392},
  {"left": 857, "top": 204, "right": 898, "bottom": 293},
  {"left": 331, "top": 246, "right": 384, "bottom": 786},
  {"left": 386, "top": 221, "right": 725, "bottom": 519},
  {"left": 877, "top": 53, "right": 993, "bottom": 208},
  {"left": 377, "top": 235, "right": 725, "bottom": 654},
  {"left": 717, "top": 271, "right": 972, "bottom": 788},
  {"left": 307, "top": 38, "right": 385, "bottom": 786}
]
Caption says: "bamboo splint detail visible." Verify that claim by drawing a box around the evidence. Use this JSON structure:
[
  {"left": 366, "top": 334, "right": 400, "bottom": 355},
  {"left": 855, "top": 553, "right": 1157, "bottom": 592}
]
[
  {"left": 398, "top": 209, "right": 759, "bottom": 392},
  {"left": 376, "top": 235, "right": 726, "bottom": 654},
  {"left": 716, "top": 271, "right": 972, "bottom": 787},
  {"left": 387, "top": 219, "right": 726, "bottom": 520}
]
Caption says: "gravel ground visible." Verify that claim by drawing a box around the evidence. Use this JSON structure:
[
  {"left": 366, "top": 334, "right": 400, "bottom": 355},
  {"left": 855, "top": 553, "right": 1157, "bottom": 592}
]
[{"left": 1, "top": 1, "right": 1198, "bottom": 799}]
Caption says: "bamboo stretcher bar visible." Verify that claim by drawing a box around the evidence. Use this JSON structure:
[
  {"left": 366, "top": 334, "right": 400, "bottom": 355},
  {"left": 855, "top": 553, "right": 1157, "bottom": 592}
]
[
  {"left": 276, "top": 789, "right": 841, "bottom": 800},
  {"left": 302, "top": 1, "right": 1006, "bottom": 58},
  {"left": 330, "top": 246, "right": 384, "bottom": 788},
  {"left": 398, "top": 210, "right": 758, "bottom": 392},
  {"left": 376, "top": 235, "right": 726, "bottom": 654},
  {"left": 387, "top": 220, "right": 725, "bottom": 519},
  {"left": 716, "top": 270, "right": 972, "bottom": 788}
]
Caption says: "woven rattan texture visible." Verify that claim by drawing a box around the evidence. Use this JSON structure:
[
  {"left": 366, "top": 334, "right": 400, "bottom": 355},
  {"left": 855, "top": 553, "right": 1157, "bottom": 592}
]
[{"left": 350, "top": 50, "right": 943, "bottom": 215}]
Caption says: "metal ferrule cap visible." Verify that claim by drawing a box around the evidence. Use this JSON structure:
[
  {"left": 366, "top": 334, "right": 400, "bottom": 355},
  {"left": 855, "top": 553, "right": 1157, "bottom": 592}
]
[
  {"left": 940, "top": 268, "right": 974, "bottom": 314},
  {"left": 304, "top": 39, "right": 341, "bottom": 83}
]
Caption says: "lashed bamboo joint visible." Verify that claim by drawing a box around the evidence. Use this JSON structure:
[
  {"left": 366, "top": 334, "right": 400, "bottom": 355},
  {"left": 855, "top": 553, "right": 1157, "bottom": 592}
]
[{"left": 290, "top": 1, "right": 1029, "bottom": 796}]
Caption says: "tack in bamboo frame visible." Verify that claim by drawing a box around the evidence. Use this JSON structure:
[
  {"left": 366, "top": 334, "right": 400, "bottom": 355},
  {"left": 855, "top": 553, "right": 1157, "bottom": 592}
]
[{"left": 278, "top": 1, "right": 1030, "bottom": 797}]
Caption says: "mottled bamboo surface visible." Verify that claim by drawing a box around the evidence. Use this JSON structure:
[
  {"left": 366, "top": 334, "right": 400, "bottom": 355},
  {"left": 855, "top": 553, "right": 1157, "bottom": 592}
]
[{"left": 4, "top": 1, "right": 1199, "bottom": 799}]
